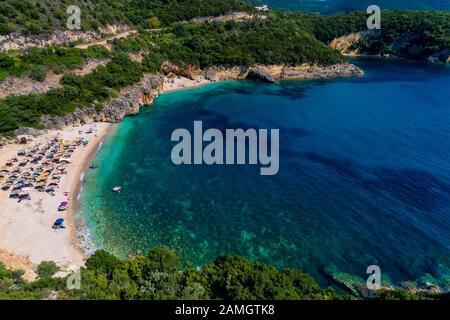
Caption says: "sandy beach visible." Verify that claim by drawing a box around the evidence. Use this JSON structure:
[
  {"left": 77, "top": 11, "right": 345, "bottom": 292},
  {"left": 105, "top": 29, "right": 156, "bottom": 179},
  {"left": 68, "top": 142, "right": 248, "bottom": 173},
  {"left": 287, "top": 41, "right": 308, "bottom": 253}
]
[
  {"left": 0, "top": 123, "right": 112, "bottom": 279},
  {"left": 163, "top": 76, "right": 213, "bottom": 93},
  {"left": 0, "top": 76, "right": 210, "bottom": 280}
]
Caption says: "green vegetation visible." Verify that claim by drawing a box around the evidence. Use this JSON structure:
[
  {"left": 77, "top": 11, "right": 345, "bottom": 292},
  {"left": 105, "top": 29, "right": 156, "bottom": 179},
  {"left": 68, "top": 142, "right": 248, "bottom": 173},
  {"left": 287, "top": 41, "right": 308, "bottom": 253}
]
[
  {"left": 297, "top": 10, "right": 450, "bottom": 61},
  {"left": 1, "top": 248, "right": 342, "bottom": 300},
  {"left": 0, "top": 248, "right": 446, "bottom": 300},
  {"left": 36, "top": 261, "right": 60, "bottom": 279},
  {"left": 360, "top": 11, "right": 450, "bottom": 60},
  {"left": 0, "top": 45, "right": 109, "bottom": 81},
  {"left": 140, "top": 19, "right": 344, "bottom": 68},
  {"left": 0, "top": 52, "right": 143, "bottom": 131},
  {"left": 30, "top": 64, "right": 47, "bottom": 81},
  {"left": 375, "top": 288, "right": 425, "bottom": 300},
  {"left": 0, "top": 17, "right": 344, "bottom": 134},
  {"left": 0, "top": 0, "right": 254, "bottom": 34},
  {"left": 0, "top": 3, "right": 449, "bottom": 135}
]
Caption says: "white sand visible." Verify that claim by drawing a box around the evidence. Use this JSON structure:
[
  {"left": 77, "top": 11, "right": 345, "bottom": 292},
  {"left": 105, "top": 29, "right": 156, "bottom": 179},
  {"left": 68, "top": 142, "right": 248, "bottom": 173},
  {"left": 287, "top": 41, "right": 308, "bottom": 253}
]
[
  {"left": 0, "top": 123, "right": 112, "bottom": 279},
  {"left": 163, "top": 76, "right": 212, "bottom": 93}
]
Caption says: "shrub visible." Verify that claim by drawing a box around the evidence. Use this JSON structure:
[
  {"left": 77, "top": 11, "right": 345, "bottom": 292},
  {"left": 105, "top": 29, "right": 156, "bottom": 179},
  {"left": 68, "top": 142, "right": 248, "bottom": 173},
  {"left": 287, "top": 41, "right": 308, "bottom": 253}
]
[
  {"left": 36, "top": 261, "right": 59, "bottom": 279},
  {"left": 30, "top": 65, "right": 47, "bottom": 81}
]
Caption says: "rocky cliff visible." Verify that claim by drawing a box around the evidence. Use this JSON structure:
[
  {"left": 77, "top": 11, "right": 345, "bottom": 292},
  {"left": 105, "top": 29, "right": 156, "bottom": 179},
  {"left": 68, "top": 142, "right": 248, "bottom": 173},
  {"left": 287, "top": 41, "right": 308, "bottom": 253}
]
[
  {"left": 39, "top": 74, "right": 163, "bottom": 130},
  {"left": 329, "top": 32, "right": 366, "bottom": 55},
  {"left": 202, "top": 63, "right": 364, "bottom": 82}
]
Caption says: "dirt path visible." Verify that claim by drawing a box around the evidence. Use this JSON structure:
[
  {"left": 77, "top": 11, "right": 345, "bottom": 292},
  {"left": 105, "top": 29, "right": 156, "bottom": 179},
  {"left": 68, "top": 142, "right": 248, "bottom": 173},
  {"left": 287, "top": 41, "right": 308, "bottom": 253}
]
[{"left": 75, "top": 30, "right": 138, "bottom": 50}]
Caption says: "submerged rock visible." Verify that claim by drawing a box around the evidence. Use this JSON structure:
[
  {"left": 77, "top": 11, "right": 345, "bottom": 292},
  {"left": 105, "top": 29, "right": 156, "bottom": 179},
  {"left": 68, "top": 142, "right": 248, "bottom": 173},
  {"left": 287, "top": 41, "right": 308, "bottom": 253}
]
[{"left": 324, "top": 264, "right": 367, "bottom": 296}]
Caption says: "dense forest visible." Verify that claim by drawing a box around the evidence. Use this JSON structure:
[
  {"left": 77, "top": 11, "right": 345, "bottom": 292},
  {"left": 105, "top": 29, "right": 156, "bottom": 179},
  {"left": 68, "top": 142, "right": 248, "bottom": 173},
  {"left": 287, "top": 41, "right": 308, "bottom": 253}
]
[
  {"left": 0, "top": 0, "right": 254, "bottom": 34},
  {"left": 0, "top": 247, "right": 445, "bottom": 300},
  {"left": 304, "top": 11, "right": 450, "bottom": 60}
]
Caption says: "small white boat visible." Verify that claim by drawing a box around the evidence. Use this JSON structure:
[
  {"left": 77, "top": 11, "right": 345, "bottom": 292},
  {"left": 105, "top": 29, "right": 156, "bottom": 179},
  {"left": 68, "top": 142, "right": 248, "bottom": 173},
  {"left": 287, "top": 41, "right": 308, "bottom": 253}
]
[{"left": 112, "top": 186, "right": 121, "bottom": 193}]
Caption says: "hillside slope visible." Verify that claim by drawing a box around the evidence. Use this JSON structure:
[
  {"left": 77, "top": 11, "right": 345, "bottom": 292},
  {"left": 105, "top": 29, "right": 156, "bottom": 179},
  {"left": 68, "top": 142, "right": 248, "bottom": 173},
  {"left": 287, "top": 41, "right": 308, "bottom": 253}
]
[{"left": 0, "top": 0, "right": 254, "bottom": 34}]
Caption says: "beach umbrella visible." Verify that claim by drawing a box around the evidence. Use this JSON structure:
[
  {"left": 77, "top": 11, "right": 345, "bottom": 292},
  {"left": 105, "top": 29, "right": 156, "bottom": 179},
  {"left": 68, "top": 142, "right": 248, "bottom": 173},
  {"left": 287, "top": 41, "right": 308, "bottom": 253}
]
[
  {"left": 12, "top": 184, "right": 23, "bottom": 190},
  {"left": 60, "top": 201, "right": 69, "bottom": 206},
  {"left": 9, "top": 190, "right": 19, "bottom": 198},
  {"left": 55, "top": 218, "right": 64, "bottom": 225}
]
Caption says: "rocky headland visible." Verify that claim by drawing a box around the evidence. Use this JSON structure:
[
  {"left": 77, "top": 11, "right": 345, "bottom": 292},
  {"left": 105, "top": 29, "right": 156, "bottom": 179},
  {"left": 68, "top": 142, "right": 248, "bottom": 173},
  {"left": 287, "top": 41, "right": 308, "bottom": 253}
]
[{"left": 330, "top": 31, "right": 450, "bottom": 63}]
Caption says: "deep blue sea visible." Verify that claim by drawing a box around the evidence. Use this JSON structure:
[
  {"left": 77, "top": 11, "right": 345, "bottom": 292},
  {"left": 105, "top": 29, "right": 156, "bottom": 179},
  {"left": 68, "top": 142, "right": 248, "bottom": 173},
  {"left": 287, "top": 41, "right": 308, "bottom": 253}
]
[{"left": 79, "top": 58, "right": 450, "bottom": 289}]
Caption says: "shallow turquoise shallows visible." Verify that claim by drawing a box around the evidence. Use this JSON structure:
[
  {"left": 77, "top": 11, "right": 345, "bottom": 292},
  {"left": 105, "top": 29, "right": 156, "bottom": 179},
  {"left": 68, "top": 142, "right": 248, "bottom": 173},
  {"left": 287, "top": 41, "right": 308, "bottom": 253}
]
[{"left": 79, "top": 58, "right": 450, "bottom": 289}]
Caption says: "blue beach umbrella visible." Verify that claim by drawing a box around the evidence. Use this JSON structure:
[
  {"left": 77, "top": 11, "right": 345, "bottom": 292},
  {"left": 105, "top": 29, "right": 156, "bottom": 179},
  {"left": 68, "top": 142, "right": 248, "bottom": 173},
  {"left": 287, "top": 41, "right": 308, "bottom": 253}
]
[{"left": 55, "top": 218, "right": 64, "bottom": 225}]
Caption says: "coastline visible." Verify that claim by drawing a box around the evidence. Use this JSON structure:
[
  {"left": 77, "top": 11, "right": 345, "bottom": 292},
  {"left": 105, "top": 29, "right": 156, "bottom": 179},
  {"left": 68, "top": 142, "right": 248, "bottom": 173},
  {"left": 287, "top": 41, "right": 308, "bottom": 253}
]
[
  {"left": 69, "top": 123, "right": 118, "bottom": 258},
  {"left": 162, "top": 77, "right": 214, "bottom": 93},
  {"left": 0, "top": 123, "right": 112, "bottom": 279},
  {"left": 66, "top": 67, "right": 450, "bottom": 295},
  {"left": 0, "top": 77, "right": 220, "bottom": 278}
]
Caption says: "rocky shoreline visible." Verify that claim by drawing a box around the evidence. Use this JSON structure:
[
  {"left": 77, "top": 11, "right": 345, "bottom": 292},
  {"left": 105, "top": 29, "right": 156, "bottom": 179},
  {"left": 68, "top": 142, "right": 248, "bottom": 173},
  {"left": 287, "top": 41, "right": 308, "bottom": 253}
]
[
  {"left": 0, "top": 62, "right": 363, "bottom": 145},
  {"left": 324, "top": 264, "right": 447, "bottom": 298}
]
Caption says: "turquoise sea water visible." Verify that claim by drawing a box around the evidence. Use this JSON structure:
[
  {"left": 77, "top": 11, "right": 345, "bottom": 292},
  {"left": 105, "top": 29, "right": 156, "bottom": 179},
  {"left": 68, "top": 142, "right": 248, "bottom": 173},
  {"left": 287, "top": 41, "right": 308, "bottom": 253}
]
[{"left": 79, "top": 58, "right": 450, "bottom": 288}]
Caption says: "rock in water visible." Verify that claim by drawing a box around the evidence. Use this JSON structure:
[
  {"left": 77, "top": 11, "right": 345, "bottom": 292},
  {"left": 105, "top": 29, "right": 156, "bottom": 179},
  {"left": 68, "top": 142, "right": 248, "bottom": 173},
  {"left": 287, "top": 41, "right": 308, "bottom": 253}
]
[{"left": 246, "top": 66, "right": 276, "bottom": 83}]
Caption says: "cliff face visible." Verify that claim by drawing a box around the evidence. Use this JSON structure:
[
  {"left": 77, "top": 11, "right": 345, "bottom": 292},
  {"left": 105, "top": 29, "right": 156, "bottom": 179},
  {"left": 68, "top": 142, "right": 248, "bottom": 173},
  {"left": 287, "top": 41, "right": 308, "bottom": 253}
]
[
  {"left": 280, "top": 64, "right": 364, "bottom": 79},
  {"left": 203, "top": 63, "right": 364, "bottom": 82},
  {"left": 100, "top": 74, "right": 163, "bottom": 122},
  {"left": 329, "top": 33, "right": 365, "bottom": 55},
  {"left": 40, "top": 74, "right": 164, "bottom": 129}
]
